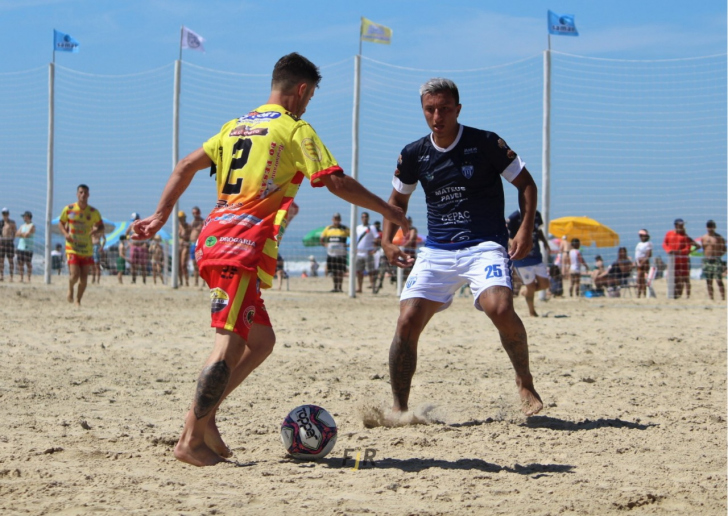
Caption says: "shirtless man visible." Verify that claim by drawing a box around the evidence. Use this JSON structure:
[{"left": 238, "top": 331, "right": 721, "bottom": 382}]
[
  {"left": 700, "top": 220, "right": 726, "bottom": 301},
  {"left": 0, "top": 208, "right": 17, "bottom": 282},
  {"left": 189, "top": 206, "right": 204, "bottom": 287},
  {"left": 178, "top": 211, "right": 191, "bottom": 287}
]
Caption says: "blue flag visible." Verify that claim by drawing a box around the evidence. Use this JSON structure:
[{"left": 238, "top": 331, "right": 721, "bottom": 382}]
[
  {"left": 54, "top": 30, "right": 80, "bottom": 53},
  {"left": 548, "top": 11, "right": 578, "bottom": 36}
]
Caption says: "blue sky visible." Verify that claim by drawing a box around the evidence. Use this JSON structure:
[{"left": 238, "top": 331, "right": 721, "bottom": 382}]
[{"left": 1, "top": 0, "right": 725, "bottom": 73}]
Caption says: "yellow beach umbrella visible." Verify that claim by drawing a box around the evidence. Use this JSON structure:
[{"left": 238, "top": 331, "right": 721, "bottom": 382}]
[{"left": 548, "top": 216, "right": 619, "bottom": 248}]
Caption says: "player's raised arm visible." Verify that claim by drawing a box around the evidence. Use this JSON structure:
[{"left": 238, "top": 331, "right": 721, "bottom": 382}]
[
  {"left": 381, "top": 187, "right": 415, "bottom": 269},
  {"left": 134, "top": 148, "right": 212, "bottom": 240},
  {"left": 318, "top": 171, "right": 410, "bottom": 233},
  {"left": 509, "top": 167, "right": 538, "bottom": 261}
]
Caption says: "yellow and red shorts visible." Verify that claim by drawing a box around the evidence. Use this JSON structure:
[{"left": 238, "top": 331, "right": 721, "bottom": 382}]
[
  {"left": 201, "top": 264, "right": 271, "bottom": 341},
  {"left": 67, "top": 254, "right": 95, "bottom": 267}
]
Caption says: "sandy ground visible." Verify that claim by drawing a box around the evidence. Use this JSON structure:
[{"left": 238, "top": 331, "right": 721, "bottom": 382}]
[{"left": 0, "top": 274, "right": 725, "bottom": 515}]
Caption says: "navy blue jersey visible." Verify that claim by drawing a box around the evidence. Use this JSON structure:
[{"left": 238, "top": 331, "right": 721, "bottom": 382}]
[
  {"left": 393, "top": 125, "right": 525, "bottom": 250},
  {"left": 507, "top": 210, "right": 544, "bottom": 267}
]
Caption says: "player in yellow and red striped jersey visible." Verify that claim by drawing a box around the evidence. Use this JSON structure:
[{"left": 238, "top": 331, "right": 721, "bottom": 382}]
[
  {"left": 58, "top": 184, "right": 105, "bottom": 305},
  {"left": 133, "top": 53, "right": 409, "bottom": 467}
]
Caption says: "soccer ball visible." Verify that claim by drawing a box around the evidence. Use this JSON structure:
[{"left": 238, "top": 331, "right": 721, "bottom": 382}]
[{"left": 280, "top": 404, "right": 337, "bottom": 460}]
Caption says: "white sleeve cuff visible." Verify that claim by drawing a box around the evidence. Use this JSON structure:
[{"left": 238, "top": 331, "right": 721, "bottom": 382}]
[
  {"left": 392, "top": 176, "right": 417, "bottom": 194},
  {"left": 501, "top": 156, "right": 525, "bottom": 183}
]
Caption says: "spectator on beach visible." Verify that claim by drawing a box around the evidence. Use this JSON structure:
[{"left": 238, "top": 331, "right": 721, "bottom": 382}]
[
  {"left": 654, "top": 256, "right": 667, "bottom": 279},
  {"left": 662, "top": 218, "right": 699, "bottom": 299},
  {"left": 594, "top": 247, "right": 633, "bottom": 292},
  {"left": 116, "top": 235, "right": 128, "bottom": 284},
  {"left": 320, "top": 212, "right": 349, "bottom": 292},
  {"left": 589, "top": 255, "right": 606, "bottom": 286},
  {"left": 15, "top": 211, "right": 35, "bottom": 283},
  {"left": 634, "top": 229, "right": 653, "bottom": 298},
  {"left": 150, "top": 235, "right": 165, "bottom": 285},
  {"left": 91, "top": 228, "right": 106, "bottom": 284},
  {"left": 568, "top": 238, "right": 588, "bottom": 297},
  {"left": 557, "top": 235, "right": 571, "bottom": 277},
  {"left": 355, "top": 211, "right": 380, "bottom": 293},
  {"left": 178, "top": 211, "right": 191, "bottom": 287},
  {"left": 700, "top": 220, "right": 726, "bottom": 301},
  {"left": 549, "top": 264, "right": 563, "bottom": 297},
  {"left": 276, "top": 254, "right": 286, "bottom": 290},
  {"left": 126, "top": 213, "right": 148, "bottom": 285},
  {"left": 308, "top": 255, "right": 319, "bottom": 277},
  {"left": 58, "top": 184, "right": 104, "bottom": 305},
  {"left": 51, "top": 243, "right": 64, "bottom": 276},
  {"left": 0, "top": 208, "right": 17, "bottom": 282},
  {"left": 189, "top": 206, "right": 204, "bottom": 287}
]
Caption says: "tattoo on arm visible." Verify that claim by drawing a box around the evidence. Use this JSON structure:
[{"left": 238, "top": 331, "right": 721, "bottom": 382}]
[{"left": 193, "top": 360, "right": 231, "bottom": 420}]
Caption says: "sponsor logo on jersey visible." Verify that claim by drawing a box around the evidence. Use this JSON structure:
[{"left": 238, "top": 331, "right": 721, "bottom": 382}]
[
  {"left": 497, "top": 138, "right": 507, "bottom": 149},
  {"left": 418, "top": 155, "right": 430, "bottom": 162},
  {"left": 205, "top": 236, "right": 217, "bottom": 247},
  {"left": 301, "top": 138, "right": 322, "bottom": 162},
  {"left": 238, "top": 111, "right": 282, "bottom": 123},
  {"left": 397, "top": 154, "right": 402, "bottom": 165},
  {"left": 219, "top": 236, "right": 256, "bottom": 247},
  {"left": 461, "top": 165, "right": 474, "bottom": 179},
  {"left": 463, "top": 147, "right": 478, "bottom": 155},
  {"left": 212, "top": 212, "right": 262, "bottom": 227},
  {"left": 507, "top": 149, "right": 517, "bottom": 160},
  {"left": 210, "top": 288, "right": 229, "bottom": 313},
  {"left": 441, "top": 211, "right": 472, "bottom": 224},
  {"left": 229, "top": 126, "right": 269, "bottom": 137},
  {"left": 258, "top": 141, "right": 283, "bottom": 199},
  {"left": 243, "top": 306, "right": 255, "bottom": 328},
  {"left": 394, "top": 169, "right": 401, "bottom": 176}
]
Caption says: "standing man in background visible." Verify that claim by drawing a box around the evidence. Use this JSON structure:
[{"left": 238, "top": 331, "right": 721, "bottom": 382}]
[
  {"left": 700, "top": 220, "right": 726, "bottom": 301},
  {"left": 58, "top": 184, "right": 104, "bottom": 305},
  {"left": 15, "top": 211, "right": 35, "bottom": 283},
  {"left": 507, "top": 209, "right": 550, "bottom": 316},
  {"left": 0, "top": 208, "right": 17, "bottom": 282},
  {"left": 663, "top": 218, "right": 699, "bottom": 299},
  {"left": 321, "top": 212, "right": 349, "bottom": 293},
  {"left": 189, "top": 206, "right": 205, "bottom": 287},
  {"left": 634, "top": 229, "right": 652, "bottom": 298},
  {"left": 355, "top": 211, "right": 380, "bottom": 293}
]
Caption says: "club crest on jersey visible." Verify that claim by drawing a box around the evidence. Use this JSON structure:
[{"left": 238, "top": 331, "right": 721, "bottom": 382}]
[
  {"left": 497, "top": 138, "right": 508, "bottom": 149},
  {"left": 461, "top": 164, "right": 474, "bottom": 179}
]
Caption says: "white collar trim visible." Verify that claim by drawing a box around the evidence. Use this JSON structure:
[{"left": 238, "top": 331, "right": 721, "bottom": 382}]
[{"left": 430, "top": 124, "right": 463, "bottom": 152}]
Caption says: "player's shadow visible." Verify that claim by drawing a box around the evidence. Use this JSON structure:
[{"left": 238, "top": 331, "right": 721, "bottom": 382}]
[
  {"left": 520, "top": 416, "right": 658, "bottom": 431},
  {"left": 319, "top": 456, "right": 574, "bottom": 475}
]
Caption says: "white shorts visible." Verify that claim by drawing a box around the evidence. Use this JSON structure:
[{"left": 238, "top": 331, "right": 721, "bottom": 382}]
[
  {"left": 515, "top": 262, "right": 549, "bottom": 285},
  {"left": 400, "top": 242, "right": 512, "bottom": 312}
]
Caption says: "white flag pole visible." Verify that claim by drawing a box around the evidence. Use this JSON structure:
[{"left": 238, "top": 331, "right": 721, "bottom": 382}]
[
  {"left": 44, "top": 62, "right": 55, "bottom": 284},
  {"left": 348, "top": 53, "right": 362, "bottom": 298},
  {"left": 171, "top": 59, "right": 181, "bottom": 289}
]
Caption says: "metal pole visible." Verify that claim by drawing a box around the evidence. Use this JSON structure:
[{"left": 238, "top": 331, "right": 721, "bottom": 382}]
[
  {"left": 171, "top": 59, "right": 181, "bottom": 288},
  {"left": 348, "top": 55, "right": 361, "bottom": 298},
  {"left": 541, "top": 49, "right": 551, "bottom": 238},
  {"left": 539, "top": 48, "right": 552, "bottom": 301},
  {"left": 44, "top": 62, "right": 55, "bottom": 285}
]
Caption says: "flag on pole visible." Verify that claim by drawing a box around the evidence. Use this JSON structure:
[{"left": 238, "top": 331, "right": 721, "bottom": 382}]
[
  {"left": 181, "top": 26, "right": 205, "bottom": 52},
  {"left": 53, "top": 30, "right": 80, "bottom": 53},
  {"left": 547, "top": 11, "right": 579, "bottom": 36},
  {"left": 360, "top": 17, "right": 392, "bottom": 44}
]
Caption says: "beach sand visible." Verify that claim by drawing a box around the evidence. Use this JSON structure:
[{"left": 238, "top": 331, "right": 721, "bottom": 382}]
[{"left": 0, "top": 275, "right": 725, "bottom": 515}]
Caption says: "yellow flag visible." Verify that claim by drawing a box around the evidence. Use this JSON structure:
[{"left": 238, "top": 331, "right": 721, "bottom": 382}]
[{"left": 360, "top": 17, "right": 392, "bottom": 44}]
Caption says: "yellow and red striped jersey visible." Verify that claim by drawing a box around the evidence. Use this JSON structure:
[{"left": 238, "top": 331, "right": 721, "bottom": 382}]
[
  {"left": 59, "top": 203, "right": 102, "bottom": 257},
  {"left": 197, "top": 104, "right": 342, "bottom": 288}
]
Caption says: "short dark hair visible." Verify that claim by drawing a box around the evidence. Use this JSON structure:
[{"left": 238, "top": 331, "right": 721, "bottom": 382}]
[
  {"left": 77, "top": 184, "right": 89, "bottom": 191},
  {"left": 419, "top": 78, "right": 460, "bottom": 105},
  {"left": 707, "top": 219, "right": 716, "bottom": 228},
  {"left": 272, "top": 53, "right": 322, "bottom": 92}
]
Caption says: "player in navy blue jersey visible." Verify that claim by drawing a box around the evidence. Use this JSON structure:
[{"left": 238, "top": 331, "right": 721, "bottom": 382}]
[
  {"left": 382, "top": 78, "right": 543, "bottom": 419},
  {"left": 507, "top": 209, "right": 551, "bottom": 317}
]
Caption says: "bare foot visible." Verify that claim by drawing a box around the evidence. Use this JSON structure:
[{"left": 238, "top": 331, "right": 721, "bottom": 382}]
[
  {"left": 518, "top": 384, "right": 543, "bottom": 416},
  {"left": 67, "top": 291, "right": 74, "bottom": 303},
  {"left": 205, "top": 419, "right": 232, "bottom": 458},
  {"left": 529, "top": 310, "right": 539, "bottom": 317},
  {"left": 174, "top": 438, "right": 229, "bottom": 467}
]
